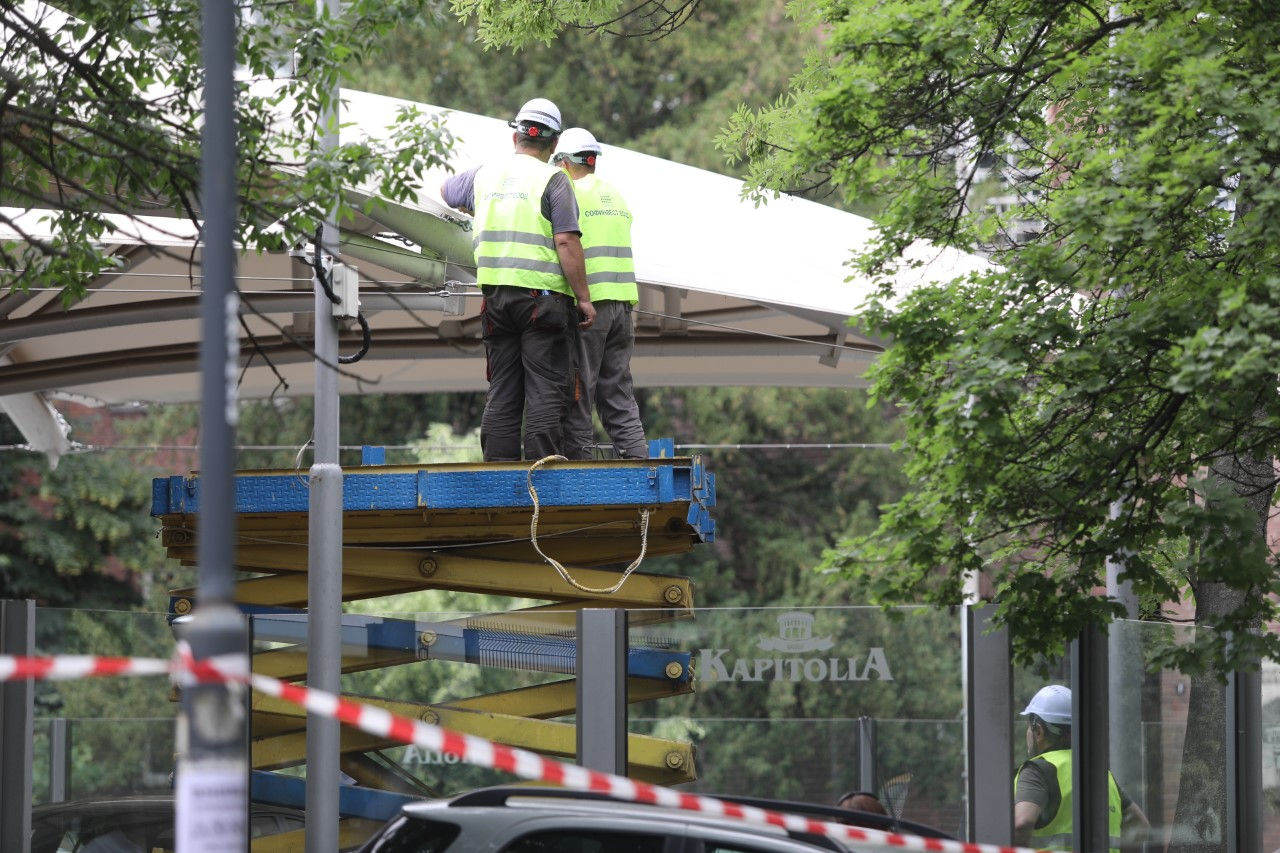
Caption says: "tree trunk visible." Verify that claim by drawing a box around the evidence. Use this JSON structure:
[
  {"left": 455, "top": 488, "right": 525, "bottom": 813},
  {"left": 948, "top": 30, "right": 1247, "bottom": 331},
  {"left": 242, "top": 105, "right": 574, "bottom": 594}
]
[{"left": 1168, "top": 443, "right": 1273, "bottom": 853}]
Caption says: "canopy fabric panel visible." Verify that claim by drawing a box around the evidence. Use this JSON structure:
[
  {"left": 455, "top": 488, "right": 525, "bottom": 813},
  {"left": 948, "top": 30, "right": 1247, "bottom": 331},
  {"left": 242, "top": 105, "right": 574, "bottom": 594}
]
[{"left": 0, "top": 89, "right": 990, "bottom": 460}]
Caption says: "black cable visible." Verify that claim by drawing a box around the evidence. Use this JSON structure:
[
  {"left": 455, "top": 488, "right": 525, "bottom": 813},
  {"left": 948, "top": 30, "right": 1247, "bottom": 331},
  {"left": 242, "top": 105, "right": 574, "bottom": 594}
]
[
  {"left": 340, "top": 311, "right": 371, "bottom": 365},
  {"left": 311, "top": 226, "right": 340, "bottom": 306},
  {"left": 308, "top": 226, "right": 370, "bottom": 364}
]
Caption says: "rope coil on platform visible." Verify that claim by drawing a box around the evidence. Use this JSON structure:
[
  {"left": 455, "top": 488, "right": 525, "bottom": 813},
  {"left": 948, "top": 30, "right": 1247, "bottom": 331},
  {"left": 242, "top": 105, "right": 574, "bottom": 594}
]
[
  {"left": 0, "top": 650, "right": 1042, "bottom": 853},
  {"left": 526, "top": 455, "right": 651, "bottom": 596}
]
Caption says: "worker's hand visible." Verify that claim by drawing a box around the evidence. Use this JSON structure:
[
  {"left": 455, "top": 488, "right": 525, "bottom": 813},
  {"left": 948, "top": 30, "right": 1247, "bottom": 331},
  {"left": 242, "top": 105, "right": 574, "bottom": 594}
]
[{"left": 577, "top": 299, "right": 596, "bottom": 329}]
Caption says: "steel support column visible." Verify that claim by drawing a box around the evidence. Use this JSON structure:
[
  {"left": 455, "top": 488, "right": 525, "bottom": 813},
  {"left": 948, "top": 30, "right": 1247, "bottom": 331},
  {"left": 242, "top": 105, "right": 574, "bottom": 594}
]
[
  {"left": 857, "top": 716, "right": 878, "bottom": 796},
  {"left": 1226, "top": 659, "right": 1262, "bottom": 853},
  {"left": 305, "top": 0, "right": 343, "bottom": 844},
  {"left": 0, "top": 599, "right": 35, "bottom": 853},
  {"left": 1106, "top": 498, "right": 1143, "bottom": 810},
  {"left": 48, "top": 718, "right": 69, "bottom": 803},
  {"left": 576, "top": 609, "right": 627, "bottom": 775},
  {"left": 1070, "top": 623, "right": 1109, "bottom": 853},
  {"left": 964, "top": 604, "right": 1012, "bottom": 845}
]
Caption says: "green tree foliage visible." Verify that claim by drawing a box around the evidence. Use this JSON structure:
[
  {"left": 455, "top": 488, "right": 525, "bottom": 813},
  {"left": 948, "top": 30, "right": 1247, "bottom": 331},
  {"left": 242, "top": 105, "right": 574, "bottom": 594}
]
[
  {"left": 32, "top": 609, "right": 176, "bottom": 799},
  {"left": 0, "top": 414, "right": 158, "bottom": 609},
  {"left": 642, "top": 387, "right": 907, "bottom": 606},
  {"left": 709, "top": 0, "right": 1280, "bottom": 678},
  {"left": 354, "top": 0, "right": 816, "bottom": 174},
  {"left": 2, "top": 0, "right": 452, "bottom": 302}
]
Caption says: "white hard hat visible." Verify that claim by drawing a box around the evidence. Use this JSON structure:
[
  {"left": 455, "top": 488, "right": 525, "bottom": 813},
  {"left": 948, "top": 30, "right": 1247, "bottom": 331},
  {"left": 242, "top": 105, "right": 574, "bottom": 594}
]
[
  {"left": 557, "top": 127, "right": 602, "bottom": 156},
  {"left": 511, "top": 98, "right": 562, "bottom": 136},
  {"left": 1021, "top": 684, "right": 1072, "bottom": 725}
]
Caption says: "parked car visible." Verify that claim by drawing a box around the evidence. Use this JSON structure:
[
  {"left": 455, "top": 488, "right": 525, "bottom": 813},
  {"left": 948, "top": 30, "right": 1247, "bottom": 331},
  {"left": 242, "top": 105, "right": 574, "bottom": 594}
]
[
  {"left": 355, "top": 786, "right": 957, "bottom": 853},
  {"left": 30, "top": 795, "right": 305, "bottom": 853}
]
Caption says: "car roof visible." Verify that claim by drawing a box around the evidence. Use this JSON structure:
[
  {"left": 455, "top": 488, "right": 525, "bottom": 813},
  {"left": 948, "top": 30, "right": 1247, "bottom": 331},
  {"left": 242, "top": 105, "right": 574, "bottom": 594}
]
[
  {"left": 401, "top": 787, "right": 852, "bottom": 851},
  {"left": 709, "top": 793, "right": 955, "bottom": 840}
]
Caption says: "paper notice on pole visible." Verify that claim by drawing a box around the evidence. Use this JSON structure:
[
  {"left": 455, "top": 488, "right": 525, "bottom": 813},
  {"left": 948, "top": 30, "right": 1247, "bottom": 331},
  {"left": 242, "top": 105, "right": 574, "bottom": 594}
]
[{"left": 175, "top": 763, "right": 248, "bottom": 852}]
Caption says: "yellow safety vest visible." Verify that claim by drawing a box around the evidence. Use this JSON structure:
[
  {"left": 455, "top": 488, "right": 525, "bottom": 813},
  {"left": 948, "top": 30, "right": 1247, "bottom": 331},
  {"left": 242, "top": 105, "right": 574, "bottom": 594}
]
[
  {"left": 473, "top": 155, "right": 572, "bottom": 296},
  {"left": 1014, "top": 749, "right": 1124, "bottom": 853},
  {"left": 572, "top": 173, "right": 637, "bottom": 303}
]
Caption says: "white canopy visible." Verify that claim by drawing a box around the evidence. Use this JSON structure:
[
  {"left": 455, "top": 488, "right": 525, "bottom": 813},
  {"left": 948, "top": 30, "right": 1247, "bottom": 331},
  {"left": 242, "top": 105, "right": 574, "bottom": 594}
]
[{"left": 0, "top": 89, "right": 989, "bottom": 462}]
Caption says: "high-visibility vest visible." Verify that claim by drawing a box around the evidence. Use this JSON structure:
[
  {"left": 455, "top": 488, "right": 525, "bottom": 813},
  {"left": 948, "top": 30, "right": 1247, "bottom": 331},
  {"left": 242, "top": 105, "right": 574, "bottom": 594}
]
[
  {"left": 1014, "top": 749, "right": 1124, "bottom": 853},
  {"left": 572, "top": 173, "right": 637, "bottom": 303},
  {"left": 473, "top": 155, "right": 572, "bottom": 296}
]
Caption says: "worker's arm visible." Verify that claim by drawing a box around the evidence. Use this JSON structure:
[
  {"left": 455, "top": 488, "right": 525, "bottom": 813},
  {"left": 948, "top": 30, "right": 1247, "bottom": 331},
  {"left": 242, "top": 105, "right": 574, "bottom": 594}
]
[
  {"left": 1120, "top": 802, "right": 1149, "bottom": 853},
  {"left": 553, "top": 231, "right": 595, "bottom": 328},
  {"left": 439, "top": 169, "right": 477, "bottom": 215},
  {"left": 1012, "top": 801, "right": 1041, "bottom": 848}
]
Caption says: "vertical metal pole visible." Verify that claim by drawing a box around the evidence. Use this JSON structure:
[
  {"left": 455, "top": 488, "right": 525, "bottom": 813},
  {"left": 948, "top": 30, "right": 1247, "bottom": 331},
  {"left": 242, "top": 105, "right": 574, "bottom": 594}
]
[
  {"left": 576, "top": 609, "right": 627, "bottom": 775},
  {"left": 1225, "top": 660, "right": 1262, "bottom": 853},
  {"left": 857, "top": 716, "right": 878, "bottom": 795},
  {"left": 1070, "top": 623, "right": 1109, "bottom": 853},
  {"left": 964, "top": 604, "right": 1013, "bottom": 845},
  {"left": 305, "top": 462, "right": 342, "bottom": 853},
  {"left": 177, "top": 2, "right": 250, "bottom": 850},
  {"left": 0, "top": 599, "right": 35, "bottom": 853},
  {"left": 304, "top": 0, "right": 343, "bottom": 846},
  {"left": 48, "top": 718, "right": 69, "bottom": 803},
  {"left": 1106, "top": 498, "right": 1143, "bottom": 812}
]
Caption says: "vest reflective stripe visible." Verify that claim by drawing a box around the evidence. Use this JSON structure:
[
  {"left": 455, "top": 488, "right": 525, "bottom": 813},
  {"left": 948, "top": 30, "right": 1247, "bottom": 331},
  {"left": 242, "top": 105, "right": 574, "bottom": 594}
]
[
  {"left": 1014, "top": 749, "right": 1124, "bottom": 853},
  {"left": 572, "top": 173, "right": 637, "bottom": 303},
  {"left": 473, "top": 156, "right": 571, "bottom": 295},
  {"left": 583, "top": 245, "right": 633, "bottom": 259},
  {"left": 475, "top": 230, "right": 556, "bottom": 250},
  {"left": 476, "top": 256, "right": 563, "bottom": 275},
  {"left": 585, "top": 270, "right": 636, "bottom": 285}
]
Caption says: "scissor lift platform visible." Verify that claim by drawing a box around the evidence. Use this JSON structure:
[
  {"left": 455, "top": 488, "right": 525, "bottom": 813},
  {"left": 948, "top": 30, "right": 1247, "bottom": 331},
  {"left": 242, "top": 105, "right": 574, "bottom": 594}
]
[
  {"left": 156, "top": 452, "right": 714, "bottom": 611},
  {"left": 153, "top": 446, "right": 715, "bottom": 839}
]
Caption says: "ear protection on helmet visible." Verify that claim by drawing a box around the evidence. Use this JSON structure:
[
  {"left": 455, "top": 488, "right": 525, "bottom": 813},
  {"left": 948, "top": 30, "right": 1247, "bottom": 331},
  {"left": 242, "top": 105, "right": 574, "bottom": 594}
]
[{"left": 509, "top": 120, "right": 558, "bottom": 140}]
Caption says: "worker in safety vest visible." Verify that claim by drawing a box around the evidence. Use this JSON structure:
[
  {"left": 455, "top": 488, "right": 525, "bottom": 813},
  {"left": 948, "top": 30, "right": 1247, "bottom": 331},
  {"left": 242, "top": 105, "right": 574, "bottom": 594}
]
[
  {"left": 552, "top": 127, "right": 648, "bottom": 460},
  {"left": 441, "top": 99, "right": 596, "bottom": 461},
  {"left": 1014, "top": 685, "right": 1149, "bottom": 852}
]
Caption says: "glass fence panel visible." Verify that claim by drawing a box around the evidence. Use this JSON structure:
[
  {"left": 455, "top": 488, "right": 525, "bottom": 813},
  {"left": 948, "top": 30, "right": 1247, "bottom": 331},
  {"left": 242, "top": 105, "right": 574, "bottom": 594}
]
[
  {"left": 37, "top": 603, "right": 1275, "bottom": 850},
  {"left": 32, "top": 608, "right": 179, "bottom": 805},
  {"left": 1010, "top": 618, "right": 1270, "bottom": 852},
  {"left": 338, "top": 607, "right": 587, "bottom": 799},
  {"left": 626, "top": 606, "right": 964, "bottom": 837},
  {"left": 335, "top": 604, "right": 965, "bottom": 817},
  {"left": 1261, "top": 623, "right": 1280, "bottom": 853}
]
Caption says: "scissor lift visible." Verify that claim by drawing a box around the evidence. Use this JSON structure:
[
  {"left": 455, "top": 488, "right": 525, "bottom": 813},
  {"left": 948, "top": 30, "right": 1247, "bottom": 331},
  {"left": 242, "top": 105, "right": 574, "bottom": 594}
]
[{"left": 151, "top": 440, "right": 715, "bottom": 849}]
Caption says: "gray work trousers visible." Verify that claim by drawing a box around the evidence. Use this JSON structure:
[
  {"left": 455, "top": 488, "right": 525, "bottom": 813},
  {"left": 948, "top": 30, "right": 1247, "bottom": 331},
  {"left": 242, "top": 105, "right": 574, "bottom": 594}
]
[
  {"left": 564, "top": 299, "right": 648, "bottom": 460},
  {"left": 479, "top": 284, "right": 576, "bottom": 461}
]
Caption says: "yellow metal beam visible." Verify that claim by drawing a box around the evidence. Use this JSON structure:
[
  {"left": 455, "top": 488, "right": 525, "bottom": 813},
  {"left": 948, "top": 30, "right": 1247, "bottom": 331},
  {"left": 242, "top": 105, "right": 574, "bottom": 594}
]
[
  {"left": 460, "top": 601, "right": 690, "bottom": 629},
  {"left": 169, "top": 572, "right": 426, "bottom": 610},
  {"left": 249, "top": 646, "right": 415, "bottom": 681},
  {"left": 443, "top": 678, "right": 693, "bottom": 718},
  {"left": 160, "top": 502, "right": 701, "bottom": 563},
  {"left": 341, "top": 753, "right": 437, "bottom": 797},
  {"left": 166, "top": 545, "right": 694, "bottom": 609},
  {"left": 250, "top": 820, "right": 382, "bottom": 853},
  {"left": 252, "top": 719, "right": 388, "bottom": 770},
  {"left": 250, "top": 699, "right": 695, "bottom": 785}
]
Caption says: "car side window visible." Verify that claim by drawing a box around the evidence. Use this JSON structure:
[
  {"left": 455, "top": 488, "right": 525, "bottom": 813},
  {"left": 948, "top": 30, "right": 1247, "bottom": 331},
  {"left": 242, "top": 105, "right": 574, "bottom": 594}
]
[
  {"left": 363, "top": 817, "right": 460, "bottom": 853},
  {"left": 500, "top": 829, "right": 669, "bottom": 853}
]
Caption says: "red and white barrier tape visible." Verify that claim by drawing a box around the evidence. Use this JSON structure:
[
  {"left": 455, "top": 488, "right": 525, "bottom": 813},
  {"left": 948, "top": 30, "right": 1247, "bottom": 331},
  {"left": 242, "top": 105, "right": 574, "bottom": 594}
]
[{"left": 0, "top": 652, "right": 1041, "bottom": 853}]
